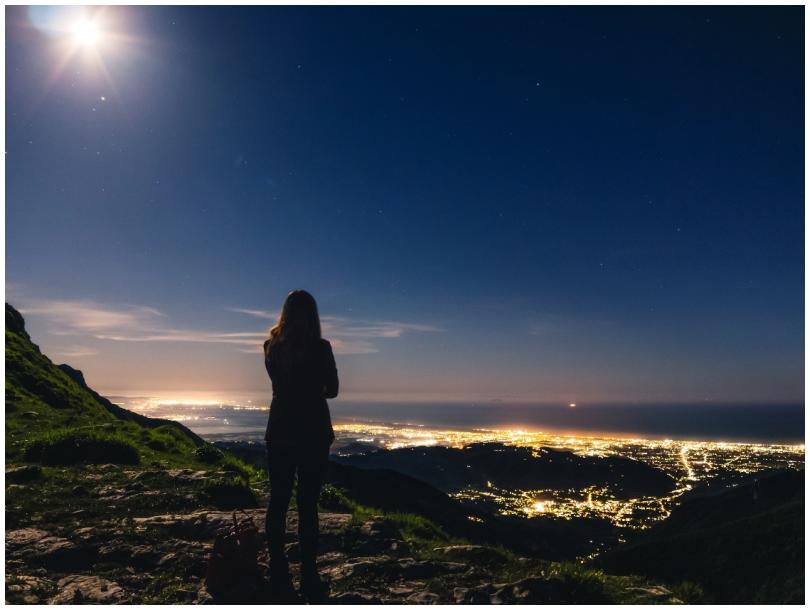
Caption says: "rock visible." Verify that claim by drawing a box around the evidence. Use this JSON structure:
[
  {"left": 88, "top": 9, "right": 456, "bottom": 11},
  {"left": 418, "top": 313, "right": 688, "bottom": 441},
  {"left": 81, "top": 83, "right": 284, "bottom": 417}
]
[
  {"left": 332, "top": 591, "right": 382, "bottom": 604},
  {"left": 396, "top": 558, "right": 450, "bottom": 579},
  {"left": 389, "top": 585, "right": 418, "bottom": 596},
  {"left": 323, "top": 556, "right": 393, "bottom": 581},
  {"left": 130, "top": 545, "right": 161, "bottom": 568},
  {"left": 509, "top": 576, "right": 553, "bottom": 602},
  {"left": 5, "top": 574, "right": 51, "bottom": 604},
  {"left": 98, "top": 540, "right": 165, "bottom": 568},
  {"left": 6, "top": 528, "right": 91, "bottom": 569},
  {"left": 389, "top": 539, "right": 411, "bottom": 554},
  {"left": 6, "top": 465, "right": 42, "bottom": 483},
  {"left": 464, "top": 564, "right": 489, "bottom": 581},
  {"left": 73, "top": 527, "right": 96, "bottom": 540},
  {"left": 195, "top": 586, "right": 215, "bottom": 604},
  {"left": 49, "top": 575, "right": 124, "bottom": 604},
  {"left": 157, "top": 552, "right": 177, "bottom": 566},
  {"left": 454, "top": 583, "right": 496, "bottom": 604},
  {"left": 6, "top": 304, "right": 28, "bottom": 336},
  {"left": 20, "top": 411, "right": 40, "bottom": 419},
  {"left": 406, "top": 591, "right": 441, "bottom": 604},
  {"left": 360, "top": 516, "right": 400, "bottom": 538},
  {"left": 626, "top": 585, "right": 676, "bottom": 600},
  {"left": 131, "top": 470, "right": 164, "bottom": 482},
  {"left": 284, "top": 541, "right": 300, "bottom": 561},
  {"left": 131, "top": 510, "right": 350, "bottom": 546},
  {"left": 316, "top": 551, "right": 347, "bottom": 567},
  {"left": 432, "top": 544, "right": 507, "bottom": 564}
]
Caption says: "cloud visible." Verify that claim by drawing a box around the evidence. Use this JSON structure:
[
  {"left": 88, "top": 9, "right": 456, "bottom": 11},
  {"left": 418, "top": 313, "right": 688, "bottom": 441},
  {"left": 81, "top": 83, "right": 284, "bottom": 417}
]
[
  {"left": 18, "top": 297, "right": 440, "bottom": 356},
  {"left": 94, "top": 330, "right": 267, "bottom": 346},
  {"left": 17, "top": 298, "right": 260, "bottom": 348},
  {"left": 19, "top": 299, "right": 164, "bottom": 333},
  {"left": 232, "top": 309, "right": 442, "bottom": 354},
  {"left": 53, "top": 346, "right": 99, "bottom": 358},
  {"left": 228, "top": 308, "right": 277, "bottom": 320}
]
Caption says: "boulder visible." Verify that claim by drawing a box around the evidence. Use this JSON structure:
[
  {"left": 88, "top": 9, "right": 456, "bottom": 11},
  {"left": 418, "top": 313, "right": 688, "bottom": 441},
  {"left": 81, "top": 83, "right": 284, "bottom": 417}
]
[
  {"left": 332, "top": 591, "right": 383, "bottom": 604},
  {"left": 49, "top": 575, "right": 124, "bottom": 604},
  {"left": 6, "top": 528, "right": 91, "bottom": 569},
  {"left": 5, "top": 574, "right": 51, "bottom": 604},
  {"left": 454, "top": 583, "right": 496, "bottom": 604},
  {"left": 432, "top": 544, "right": 507, "bottom": 564},
  {"left": 406, "top": 591, "right": 441, "bottom": 604},
  {"left": 6, "top": 465, "right": 42, "bottom": 483}
]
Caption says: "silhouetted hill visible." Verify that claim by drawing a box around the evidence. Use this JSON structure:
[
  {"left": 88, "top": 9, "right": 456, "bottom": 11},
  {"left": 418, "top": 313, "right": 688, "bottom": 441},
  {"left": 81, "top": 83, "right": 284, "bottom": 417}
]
[
  {"left": 600, "top": 469, "right": 804, "bottom": 603},
  {"left": 336, "top": 442, "right": 676, "bottom": 498},
  {"left": 57, "top": 363, "right": 205, "bottom": 445},
  {"left": 6, "top": 303, "right": 212, "bottom": 467}
]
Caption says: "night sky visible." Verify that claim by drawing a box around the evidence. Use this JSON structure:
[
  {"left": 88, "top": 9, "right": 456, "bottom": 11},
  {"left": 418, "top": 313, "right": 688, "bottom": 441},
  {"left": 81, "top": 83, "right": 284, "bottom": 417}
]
[{"left": 5, "top": 6, "right": 804, "bottom": 404}]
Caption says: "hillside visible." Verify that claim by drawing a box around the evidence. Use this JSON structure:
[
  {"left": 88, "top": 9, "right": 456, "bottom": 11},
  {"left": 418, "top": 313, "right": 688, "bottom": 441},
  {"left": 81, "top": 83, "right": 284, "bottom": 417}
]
[
  {"left": 5, "top": 302, "right": 691, "bottom": 604},
  {"left": 6, "top": 304, "right": 211, "bottom": 469},
  {"left": 600, "top": 469, "right": 804, "bottom": 603}
]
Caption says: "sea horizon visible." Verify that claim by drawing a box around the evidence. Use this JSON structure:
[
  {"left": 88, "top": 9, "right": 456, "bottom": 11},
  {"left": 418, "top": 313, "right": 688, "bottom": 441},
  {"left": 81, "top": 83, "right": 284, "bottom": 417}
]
[{"left": 109, "top": 392, "right": 806, "bottom": 445}]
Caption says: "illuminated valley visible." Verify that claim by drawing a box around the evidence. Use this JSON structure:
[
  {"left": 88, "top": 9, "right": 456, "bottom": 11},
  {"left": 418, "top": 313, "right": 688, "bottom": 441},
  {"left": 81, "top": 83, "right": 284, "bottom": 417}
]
[
  {"left": 331, "top": 423, "right": 804, "bottom": 529},
  {"left": 126, "top": 401, "right": 804, "bottom": 531}
]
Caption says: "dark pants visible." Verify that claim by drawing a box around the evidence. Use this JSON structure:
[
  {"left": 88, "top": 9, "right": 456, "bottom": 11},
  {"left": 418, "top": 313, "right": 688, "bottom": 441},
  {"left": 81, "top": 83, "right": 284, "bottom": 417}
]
[{"left": 266, "top": 442, "right": 330, "bottom": 576}]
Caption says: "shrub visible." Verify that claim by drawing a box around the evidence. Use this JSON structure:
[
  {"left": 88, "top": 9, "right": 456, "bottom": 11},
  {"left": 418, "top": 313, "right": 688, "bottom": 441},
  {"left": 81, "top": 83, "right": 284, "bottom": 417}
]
[
  {"left": 146, "top": 439, "right": 167, "bottom": 451},
  {"left": 546, "top": 563, "right": 613, "bottom": 604},
  {"left": 320, "top": 484, "right": 354, "bottom": 512},
  {"left": 221, "top": 454, "right": 253, "bottom": 480},
  {"left": 203, "top": 478, "right": 258, "bottom": 509},
  {"left": 195, "top": 444, "right": 224, "bottom": 464},
  {"left": 24, "top": 429, "right": 140, "bottom": 465}
]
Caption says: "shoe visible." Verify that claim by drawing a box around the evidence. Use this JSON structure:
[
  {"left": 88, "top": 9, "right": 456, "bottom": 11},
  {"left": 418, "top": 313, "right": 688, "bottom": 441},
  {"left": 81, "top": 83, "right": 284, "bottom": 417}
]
[
  {"left": 268, "top": 569, "right": 298, "bottom": 602},
  {"left": 300, "top": 570, "right": 329, "bottom": 603}
]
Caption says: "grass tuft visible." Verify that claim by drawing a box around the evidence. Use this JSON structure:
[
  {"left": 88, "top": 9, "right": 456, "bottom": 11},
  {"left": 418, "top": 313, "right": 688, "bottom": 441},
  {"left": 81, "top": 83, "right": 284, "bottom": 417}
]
[{"left": 24, "top": 429, "right": 141, "bottom": 465}]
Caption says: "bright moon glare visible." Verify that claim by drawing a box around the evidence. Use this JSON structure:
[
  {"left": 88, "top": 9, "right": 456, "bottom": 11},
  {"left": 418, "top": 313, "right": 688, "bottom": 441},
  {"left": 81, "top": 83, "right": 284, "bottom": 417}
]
[{"left": 73, "top": 20, "right": 100, "bottom": 46}]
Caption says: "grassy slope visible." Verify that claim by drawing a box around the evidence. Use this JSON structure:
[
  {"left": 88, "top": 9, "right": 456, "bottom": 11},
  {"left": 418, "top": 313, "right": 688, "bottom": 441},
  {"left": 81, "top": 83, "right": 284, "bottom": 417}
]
[{"left": 6, "top": 304, "right": 251, "bottom": 474}]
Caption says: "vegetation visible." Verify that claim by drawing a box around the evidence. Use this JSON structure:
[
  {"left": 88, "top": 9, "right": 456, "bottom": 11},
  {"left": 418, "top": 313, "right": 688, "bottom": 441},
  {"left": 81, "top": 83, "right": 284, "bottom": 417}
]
[
  {"left": 24, "top": 429, "right": 141, "bottom": 465},
  {"left": 5, "top": 303, "right": 258, "bottom": 478}
]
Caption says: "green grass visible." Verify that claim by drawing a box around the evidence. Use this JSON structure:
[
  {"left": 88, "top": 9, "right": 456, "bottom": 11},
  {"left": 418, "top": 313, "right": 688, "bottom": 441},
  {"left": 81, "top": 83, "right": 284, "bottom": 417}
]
[{"left": 24, "top": 428, "right": 141, "bottom": 465}]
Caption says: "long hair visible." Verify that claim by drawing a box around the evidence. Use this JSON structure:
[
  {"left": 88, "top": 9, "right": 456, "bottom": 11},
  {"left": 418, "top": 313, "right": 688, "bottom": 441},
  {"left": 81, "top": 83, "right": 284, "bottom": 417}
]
[{"left": 264, "top": 290, "right": 322, "bottom": 356}]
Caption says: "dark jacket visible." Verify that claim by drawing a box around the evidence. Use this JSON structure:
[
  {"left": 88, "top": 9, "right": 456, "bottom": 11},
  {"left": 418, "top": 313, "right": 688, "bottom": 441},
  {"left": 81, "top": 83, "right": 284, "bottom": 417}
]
[{"left": 263, "top": 337, "right": 338, "bottom": 445}]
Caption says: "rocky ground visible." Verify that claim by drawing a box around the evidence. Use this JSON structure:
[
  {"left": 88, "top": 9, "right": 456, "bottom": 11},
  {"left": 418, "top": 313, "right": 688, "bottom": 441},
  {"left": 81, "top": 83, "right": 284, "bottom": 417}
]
[{"left": 5, "top": 464, "right": 688, "bottom": 605}]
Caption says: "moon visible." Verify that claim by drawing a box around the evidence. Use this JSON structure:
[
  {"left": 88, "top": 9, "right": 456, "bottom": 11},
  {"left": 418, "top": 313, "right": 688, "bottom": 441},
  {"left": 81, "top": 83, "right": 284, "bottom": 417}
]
[{"left": 73, "top": 20, "right": 101, "bottom": 47}]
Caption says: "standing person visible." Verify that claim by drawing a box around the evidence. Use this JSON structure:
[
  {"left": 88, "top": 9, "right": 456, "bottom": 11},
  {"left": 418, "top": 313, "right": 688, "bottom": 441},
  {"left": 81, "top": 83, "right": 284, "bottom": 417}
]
[{"left": 263, "top": 289, "right": 338, "bottom": 601}]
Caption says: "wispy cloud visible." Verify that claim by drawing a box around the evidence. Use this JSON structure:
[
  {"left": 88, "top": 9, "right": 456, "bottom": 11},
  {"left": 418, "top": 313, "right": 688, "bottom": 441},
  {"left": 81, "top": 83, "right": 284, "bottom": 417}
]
[
  {"left": 18, "top": 298, "right": 440, "bottom": 356},
  {"left": 53, "top": 345, "right": 100, "bottom": 358},
  {"left": 227, "top": 307, "right": 276, "bottom": 320},
  {"left": 94, "top": 331, "right": 267, "bottom": 346},
  {"left": 232, "top": 309, "right": 442, "bottom": 354},
  {"left": 19, "top": 299, "right": 164, "bottom": 333}
]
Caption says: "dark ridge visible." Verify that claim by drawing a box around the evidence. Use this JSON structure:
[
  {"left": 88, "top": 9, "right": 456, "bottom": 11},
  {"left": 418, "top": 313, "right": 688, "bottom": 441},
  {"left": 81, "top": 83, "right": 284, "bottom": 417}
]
[
  {"left": 6, "top": 303, "right": 29, "bottom": 339},
  {"left": 600, "top": 469, "right": 805, "bottom": 604},
  {"left": 336, "top": 442, "right": 677, "bottom": 498},
  {"left": 58, "top": 363, "right": 205, "bottom": 446}
]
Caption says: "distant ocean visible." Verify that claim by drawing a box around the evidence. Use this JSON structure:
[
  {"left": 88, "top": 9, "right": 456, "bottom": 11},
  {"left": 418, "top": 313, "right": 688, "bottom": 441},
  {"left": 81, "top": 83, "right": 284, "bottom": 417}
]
[{"left": 115, "top": 396, "right": 805, "bottom": 444}]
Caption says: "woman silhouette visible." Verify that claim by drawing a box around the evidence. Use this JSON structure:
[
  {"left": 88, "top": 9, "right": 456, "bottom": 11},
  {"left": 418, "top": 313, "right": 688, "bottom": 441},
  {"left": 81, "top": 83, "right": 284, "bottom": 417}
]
[{"left": 263, "top": 290, "right": 338, "bottom": 600}]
